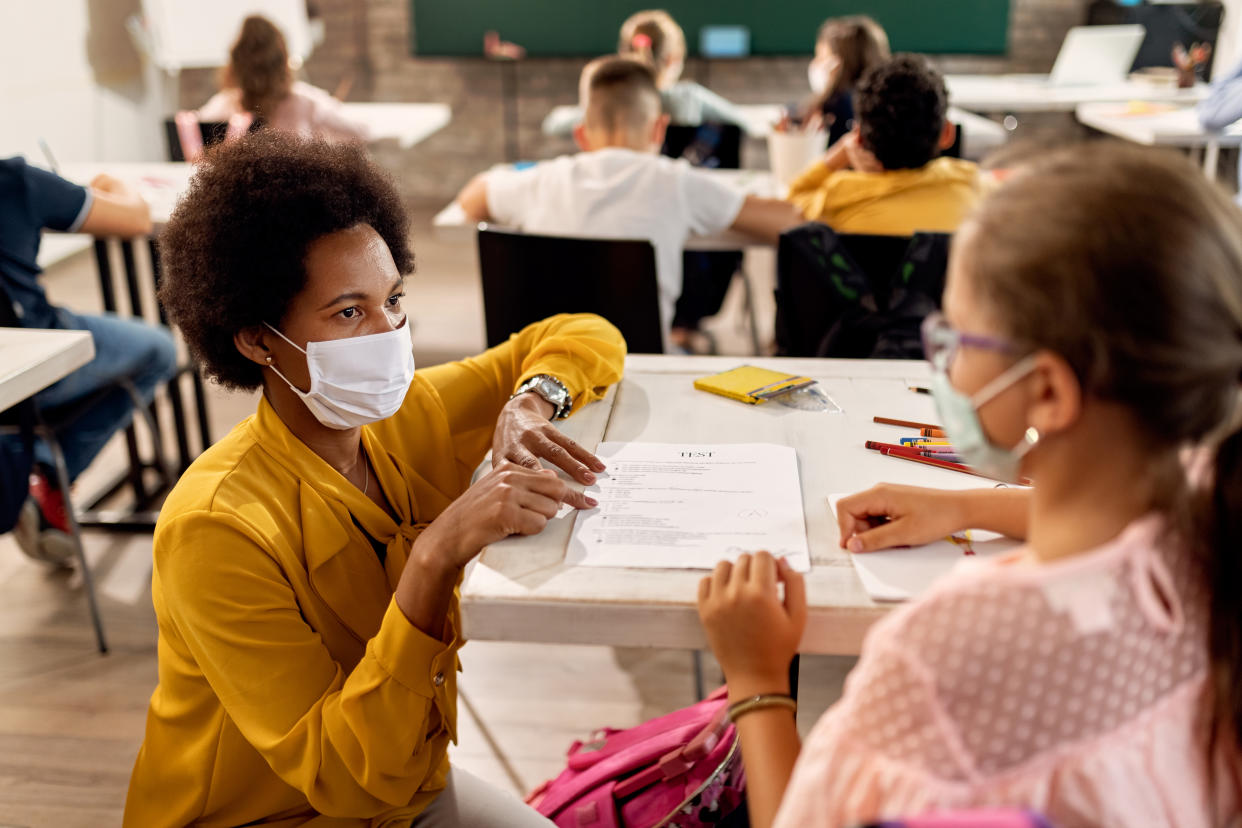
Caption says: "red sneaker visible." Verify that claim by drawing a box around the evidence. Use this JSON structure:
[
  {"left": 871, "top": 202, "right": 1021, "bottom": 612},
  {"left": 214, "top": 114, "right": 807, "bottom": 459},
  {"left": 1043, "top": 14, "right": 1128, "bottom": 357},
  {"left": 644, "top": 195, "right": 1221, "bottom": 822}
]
[{"left": 27, "top": 467, "right": 71, "bottom": 533}]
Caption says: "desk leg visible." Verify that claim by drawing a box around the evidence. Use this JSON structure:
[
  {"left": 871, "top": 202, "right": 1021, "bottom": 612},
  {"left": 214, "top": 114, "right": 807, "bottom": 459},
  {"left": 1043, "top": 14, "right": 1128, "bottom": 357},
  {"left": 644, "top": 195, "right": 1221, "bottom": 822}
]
[
  {"left": 1205, "top": 140, "right": 1221, "bottom": 180},
  {"left": 148, "top": 239, "right": 193, "bottom": 471},
  {"left": 93, "top": 240, "right": 118, "bottom": 313}
]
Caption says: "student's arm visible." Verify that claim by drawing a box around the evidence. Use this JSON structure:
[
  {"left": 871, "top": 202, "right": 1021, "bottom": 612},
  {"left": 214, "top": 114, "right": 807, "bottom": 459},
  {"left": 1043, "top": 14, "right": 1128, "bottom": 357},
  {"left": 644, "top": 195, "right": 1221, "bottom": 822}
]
[
  {"left": 684, "top": 83, "right": 757, "bottom": 136},
  {"left": 698, "top": 553, "right": 806, "bottom": 828},
  {"left": 835, "top": 484, "right": 1031, "bottom": 553},
  {"left": 1199, "top": 73, "right": 1242, "bottom": 131},
  {"left": 456, "top": 173, "right": 492, "bottom": 222},
  {"left": 79, "top": 174, "right": 151, "bottom": 238},
  {"left": 728, "top": 195, "right": 804, "bottom": 244}
]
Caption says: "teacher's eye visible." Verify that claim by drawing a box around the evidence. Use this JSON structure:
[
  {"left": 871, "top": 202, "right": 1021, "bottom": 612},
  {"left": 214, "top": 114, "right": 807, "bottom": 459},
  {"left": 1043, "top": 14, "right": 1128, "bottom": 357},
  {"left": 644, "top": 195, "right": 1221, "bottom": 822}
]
[
  {"left": 338, "top": 306, "right": 360, "bottom": 319},
  {"left": 386, "top": 292, "right": 405, "bottom": 308}
]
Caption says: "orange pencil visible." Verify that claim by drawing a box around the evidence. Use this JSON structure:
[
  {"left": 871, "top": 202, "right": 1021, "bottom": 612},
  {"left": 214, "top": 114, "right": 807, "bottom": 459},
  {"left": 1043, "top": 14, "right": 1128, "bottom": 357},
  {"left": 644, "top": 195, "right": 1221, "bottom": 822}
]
[
  {"left": 921, "top": 427, "right": 947, "bottom": 438},
  {"left": 873, "top": 416, "right": 942, "bottom": 431}
]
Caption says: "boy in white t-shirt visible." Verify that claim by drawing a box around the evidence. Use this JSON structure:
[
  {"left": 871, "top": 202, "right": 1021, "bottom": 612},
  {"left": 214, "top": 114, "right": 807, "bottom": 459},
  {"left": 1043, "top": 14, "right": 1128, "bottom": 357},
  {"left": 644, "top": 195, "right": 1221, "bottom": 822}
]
[{"left": 456, "top": 57, "right": 801, "bottom": 347}]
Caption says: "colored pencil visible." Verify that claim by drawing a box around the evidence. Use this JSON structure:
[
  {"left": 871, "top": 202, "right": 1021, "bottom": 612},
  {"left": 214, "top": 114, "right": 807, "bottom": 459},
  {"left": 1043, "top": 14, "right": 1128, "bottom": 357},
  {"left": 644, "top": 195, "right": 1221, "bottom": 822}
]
[
  {"left": 921, "top": 427, "right": 947, "bottom": 438},
  {"left": 899, "top": 437, "right": 951, "bottom": 446},
  {"left": 878, "top": 447, "right": 996, "bottom": 480},
  {"left": 873, "top": 416, "right": 942, "bottom": 431},
  {"left": 908, "top": 386, "right": 931, "bottom": 395},
  {"left": 866, "top": 442, "right": 965, "bottom": 464}
]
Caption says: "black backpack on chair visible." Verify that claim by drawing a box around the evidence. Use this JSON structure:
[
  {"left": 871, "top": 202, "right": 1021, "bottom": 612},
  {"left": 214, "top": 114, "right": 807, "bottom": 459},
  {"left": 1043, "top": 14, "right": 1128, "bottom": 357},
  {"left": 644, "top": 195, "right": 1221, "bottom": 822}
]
[{"left": 774, "top": 223, "right": 951, "bottom": 359}]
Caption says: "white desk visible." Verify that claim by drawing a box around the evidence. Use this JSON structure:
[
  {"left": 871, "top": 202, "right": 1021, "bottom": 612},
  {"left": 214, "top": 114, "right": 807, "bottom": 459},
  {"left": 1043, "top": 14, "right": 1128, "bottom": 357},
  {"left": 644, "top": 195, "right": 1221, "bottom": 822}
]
[
  {"left": 58, "top": 162, "right": 194, "bottom": 229},
  {"left": 542, "top": 103, "right": 1005, "bottom": 161},
  {"left": 0, "top": 329, "right": 95, "bottom": 412},
  {"left": 462, "top": 354, "right": 994, "bottom": 656},
  {"left": 343, "top": 102, "right": 452, "bottom": 149},
  {"left": 1075, "top": 102, "right": 1242, "bottom": 179},
  {"left": 432, "top": 168, "right": 778, "bottom": 250},
  {"left": 946, "top": 74, "right": 1206, "bottom": 114}
]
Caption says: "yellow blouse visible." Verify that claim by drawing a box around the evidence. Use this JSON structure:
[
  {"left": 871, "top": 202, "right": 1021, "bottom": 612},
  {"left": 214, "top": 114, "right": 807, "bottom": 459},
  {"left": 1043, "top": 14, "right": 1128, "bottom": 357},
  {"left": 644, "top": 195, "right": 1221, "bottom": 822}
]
[{"left": 124, "top": 314, "right": 625, "bottom": 828}]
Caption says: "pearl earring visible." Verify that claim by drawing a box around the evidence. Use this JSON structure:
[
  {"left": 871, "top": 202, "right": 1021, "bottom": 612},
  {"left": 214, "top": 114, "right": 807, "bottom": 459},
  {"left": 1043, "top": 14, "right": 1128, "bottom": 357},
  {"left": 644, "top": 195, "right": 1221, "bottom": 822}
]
[{"left": 265, "top": 356, "right": 273, "bottom": 365}]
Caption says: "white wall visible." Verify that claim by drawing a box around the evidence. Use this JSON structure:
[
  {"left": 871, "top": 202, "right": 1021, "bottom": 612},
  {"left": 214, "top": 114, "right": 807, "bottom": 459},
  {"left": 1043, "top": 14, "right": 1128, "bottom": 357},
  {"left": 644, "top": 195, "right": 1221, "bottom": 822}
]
[{"left": 0, "top": 0, "right": 158, "bottom": 163}]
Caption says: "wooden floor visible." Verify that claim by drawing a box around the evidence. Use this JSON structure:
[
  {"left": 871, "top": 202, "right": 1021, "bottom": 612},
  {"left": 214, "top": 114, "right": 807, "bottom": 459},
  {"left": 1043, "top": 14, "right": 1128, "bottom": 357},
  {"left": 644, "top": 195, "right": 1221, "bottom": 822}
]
[{"left": 0, "top": 209, "right": 855, "bottom": 827}]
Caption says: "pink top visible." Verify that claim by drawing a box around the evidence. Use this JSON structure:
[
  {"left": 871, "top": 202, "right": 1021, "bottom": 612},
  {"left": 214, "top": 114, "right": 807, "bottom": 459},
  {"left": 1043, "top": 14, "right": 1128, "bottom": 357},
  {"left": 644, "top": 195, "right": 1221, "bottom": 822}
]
[
  {"left": 197, "top": 81, "right": 369, "bottom": 143},
  {"left": 774, "top": 516, "right": 1242, "bottom": 827}
]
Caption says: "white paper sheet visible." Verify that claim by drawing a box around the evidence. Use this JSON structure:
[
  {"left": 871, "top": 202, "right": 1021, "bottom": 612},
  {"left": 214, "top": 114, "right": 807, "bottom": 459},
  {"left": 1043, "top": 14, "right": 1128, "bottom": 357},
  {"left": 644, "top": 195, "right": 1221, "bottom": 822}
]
[
  {"left": 828, "top": 494, "right": 1020, "bottom": 602},
  {"left": 568, "top": 443, "right": 811, "bottom": 571}
]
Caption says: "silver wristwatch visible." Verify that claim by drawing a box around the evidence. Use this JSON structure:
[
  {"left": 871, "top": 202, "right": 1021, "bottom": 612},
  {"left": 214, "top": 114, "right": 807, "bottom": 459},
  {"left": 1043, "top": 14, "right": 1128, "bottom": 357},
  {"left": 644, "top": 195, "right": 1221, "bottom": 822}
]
[{"left": 511, "top": 374, "right": 573, "bottom": 420}]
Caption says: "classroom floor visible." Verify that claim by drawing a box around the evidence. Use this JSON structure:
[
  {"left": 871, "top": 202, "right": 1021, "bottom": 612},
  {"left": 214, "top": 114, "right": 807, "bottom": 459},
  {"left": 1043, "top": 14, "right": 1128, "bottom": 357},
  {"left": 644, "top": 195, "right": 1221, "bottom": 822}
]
[{"left": 0, "top": 207, "right": 856, "bottom": 827}]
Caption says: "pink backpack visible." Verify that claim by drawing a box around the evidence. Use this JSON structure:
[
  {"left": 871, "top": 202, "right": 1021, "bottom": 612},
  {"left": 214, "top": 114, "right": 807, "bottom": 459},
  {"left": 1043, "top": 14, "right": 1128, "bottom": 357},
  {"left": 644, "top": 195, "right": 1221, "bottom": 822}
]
[{"left": 527, "top": 686, "right": 745, "bottom": 827}]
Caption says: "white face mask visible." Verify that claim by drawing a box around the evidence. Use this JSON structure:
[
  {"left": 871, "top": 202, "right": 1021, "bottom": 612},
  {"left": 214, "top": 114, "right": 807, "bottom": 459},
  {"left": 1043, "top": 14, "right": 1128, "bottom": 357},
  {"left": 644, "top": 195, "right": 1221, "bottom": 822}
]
[
  {"left": 264, "top": 321, "right": 415, "bottom": 430},
  {"left": 807, "top": 59, "right": 831, "bottom": 95}
]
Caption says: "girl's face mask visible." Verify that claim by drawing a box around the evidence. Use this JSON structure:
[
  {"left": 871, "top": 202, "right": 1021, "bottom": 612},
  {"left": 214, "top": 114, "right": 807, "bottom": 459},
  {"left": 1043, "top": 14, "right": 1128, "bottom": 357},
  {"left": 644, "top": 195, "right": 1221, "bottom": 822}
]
[
  {"left": 264, "top": 320, "right": 415, "bottom": 430},
  {"left": 921, "top": 311, "right": 1040, "bottom": 483}
]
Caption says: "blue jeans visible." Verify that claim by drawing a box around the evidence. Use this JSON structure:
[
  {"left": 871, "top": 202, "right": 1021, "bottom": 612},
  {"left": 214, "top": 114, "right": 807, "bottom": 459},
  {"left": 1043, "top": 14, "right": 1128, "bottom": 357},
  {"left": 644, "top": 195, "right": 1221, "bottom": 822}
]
[{"left": 31, "top": 312, "right": 178, "bottom": 481}]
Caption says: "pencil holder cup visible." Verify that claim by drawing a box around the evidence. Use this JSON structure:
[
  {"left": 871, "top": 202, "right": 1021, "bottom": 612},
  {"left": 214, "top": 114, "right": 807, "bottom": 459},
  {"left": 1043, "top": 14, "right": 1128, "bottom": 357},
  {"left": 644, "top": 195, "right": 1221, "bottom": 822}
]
[{"left": 768, "top": 129, "right": 829, "bottom": 192}]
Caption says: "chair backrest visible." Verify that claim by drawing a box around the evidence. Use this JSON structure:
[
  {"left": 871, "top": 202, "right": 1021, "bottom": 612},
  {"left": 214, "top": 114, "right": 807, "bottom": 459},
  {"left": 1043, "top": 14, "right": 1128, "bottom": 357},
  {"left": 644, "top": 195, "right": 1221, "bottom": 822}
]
[
  {"left": 661, "top": 123, "right": 743, "bottom": 170},
  {"left": 477, "top": 228, "right": 664, "bottom": 354},
  {"left": 163, "top": 118, "right": 230, "bottom": 162},
  {"left": 774, "top": 223, "right": 951, "bottom": 359}
]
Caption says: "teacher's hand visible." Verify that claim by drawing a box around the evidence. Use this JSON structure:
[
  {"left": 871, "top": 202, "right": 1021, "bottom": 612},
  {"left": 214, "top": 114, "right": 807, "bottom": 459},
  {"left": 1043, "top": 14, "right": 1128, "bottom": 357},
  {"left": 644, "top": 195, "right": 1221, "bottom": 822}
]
[
  {"left": 419, "top": 461, "right": 597, "bottom": 571},
  {"left": 492, "top": 393, "right": 606, "bottom": 485},
  {"left": 698, "top": 552, "right": 806, "bottom": 701}
]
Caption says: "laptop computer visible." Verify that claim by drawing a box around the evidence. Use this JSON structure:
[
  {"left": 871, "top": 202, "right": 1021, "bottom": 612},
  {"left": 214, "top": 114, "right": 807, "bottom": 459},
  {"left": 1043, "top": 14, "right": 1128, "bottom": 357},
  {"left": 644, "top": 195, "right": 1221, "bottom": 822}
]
[{"left": 1049, "top": 24, "right": 1147, "bottom": 86}]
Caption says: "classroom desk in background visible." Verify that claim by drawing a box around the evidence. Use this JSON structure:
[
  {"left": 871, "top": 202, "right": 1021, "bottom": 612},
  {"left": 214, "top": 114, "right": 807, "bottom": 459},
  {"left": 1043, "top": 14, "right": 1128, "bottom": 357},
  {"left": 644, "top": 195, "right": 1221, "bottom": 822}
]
[
  {"left": 340, "top": 102, "right": 452, "bottom": 149},
  {"left": 461, "top": 354, "right": 998, "bottom": 657},
  {"left": 946, "top": 74, "right": 1206, "bottom": 114},
  {"left": 0, "top": 329, "right": 95, "bottom": 413},
  {"left": 432, "top": 168, "right": 779, "bottom": 250},
  {"left": 1075, "top": 101, "right": 1242, "bottom": 179}
]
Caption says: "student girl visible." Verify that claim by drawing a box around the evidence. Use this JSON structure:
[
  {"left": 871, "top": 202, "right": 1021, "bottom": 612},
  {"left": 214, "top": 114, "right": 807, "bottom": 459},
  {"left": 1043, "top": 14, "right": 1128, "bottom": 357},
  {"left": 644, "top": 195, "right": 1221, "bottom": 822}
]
[
  {"left": 698, "top": 142, "right": 1242, "bottom": 827},
  {"left": 197, "top": 15, "right": 369, "bottom": 143},
  {"left": 801, "top": 15, "right": 890, "bottom": 145},
  {"left": 617, "top": 9, "right": 751, "bottom": 134}
]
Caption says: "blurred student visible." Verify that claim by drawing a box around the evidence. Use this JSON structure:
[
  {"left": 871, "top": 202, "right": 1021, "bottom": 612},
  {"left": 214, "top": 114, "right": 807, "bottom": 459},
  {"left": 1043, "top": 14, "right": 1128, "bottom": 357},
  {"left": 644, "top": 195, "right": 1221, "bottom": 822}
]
[
  {"left": 700, "top": 142, "right": 1242, "bottom": 827},
  {"left": 196, "top": 15, "right": 368, "bottom": 143},
  {"left": 800, "top": 15, "right": 890, "bottom": 145},
  {"left": 1199, "top": 54, "right": 1242, "bottom": 203},
  {"left": 0, "top": 159, "right": 176, "bottom": 564},
  {"left": 457, "top": 57, "right": 800, "bottom": 348},
  {"left": 788, "top": 54, "right": 978, "bottom": 235},
  {"left": 543, "top": 10, "right": 752, "bottom": 138}
]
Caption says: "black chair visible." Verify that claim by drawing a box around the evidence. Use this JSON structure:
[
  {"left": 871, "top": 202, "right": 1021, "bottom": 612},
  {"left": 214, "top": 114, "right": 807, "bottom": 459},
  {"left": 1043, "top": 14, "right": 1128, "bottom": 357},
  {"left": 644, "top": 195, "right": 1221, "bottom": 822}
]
[
  {"left": 0, "top": 284, "right": 170, "bottom": 653},
  {"left": 661, "top": 123, "right": 743, "bottom": 170},
  {"left": 162, "top": 117, "right": 264, "bottom": 162},
  {"left": 774, "top": 223, "right": 952, "bottom": 359},
  {"left": 163, "top": 119, "right": 228, "bottom": 162},
  {"left": 477, "top": 228, "right": 665, "bottom": 354}
]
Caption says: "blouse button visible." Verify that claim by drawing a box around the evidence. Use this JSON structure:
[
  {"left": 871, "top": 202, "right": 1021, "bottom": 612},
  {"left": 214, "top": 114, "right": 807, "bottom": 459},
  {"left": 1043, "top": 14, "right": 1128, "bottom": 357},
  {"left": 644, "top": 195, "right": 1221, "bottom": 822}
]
[{"left": 433, "top": 671, "right": 445, "bottom": 687}]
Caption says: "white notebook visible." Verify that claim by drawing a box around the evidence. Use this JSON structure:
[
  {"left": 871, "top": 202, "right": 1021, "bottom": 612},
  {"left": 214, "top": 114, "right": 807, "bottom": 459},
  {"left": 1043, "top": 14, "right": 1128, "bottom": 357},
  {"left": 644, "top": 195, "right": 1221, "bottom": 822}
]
[{"left": 828, "top": 494, "right": 1021, "bottom": 602}]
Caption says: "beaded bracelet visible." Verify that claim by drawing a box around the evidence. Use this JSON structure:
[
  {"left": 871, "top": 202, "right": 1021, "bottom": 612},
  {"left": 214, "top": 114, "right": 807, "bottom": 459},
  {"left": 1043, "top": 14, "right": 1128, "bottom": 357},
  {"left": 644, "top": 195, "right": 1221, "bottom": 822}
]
[{"left": 727, "top": 693, "right": 797, "bottom": 722}]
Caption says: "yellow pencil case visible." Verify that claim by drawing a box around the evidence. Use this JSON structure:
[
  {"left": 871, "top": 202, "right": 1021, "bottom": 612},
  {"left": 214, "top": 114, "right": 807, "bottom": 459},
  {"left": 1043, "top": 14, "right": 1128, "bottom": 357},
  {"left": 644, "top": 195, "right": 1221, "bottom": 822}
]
[{"left": 693, "top": 365, "right": 816, "bottom": 405}]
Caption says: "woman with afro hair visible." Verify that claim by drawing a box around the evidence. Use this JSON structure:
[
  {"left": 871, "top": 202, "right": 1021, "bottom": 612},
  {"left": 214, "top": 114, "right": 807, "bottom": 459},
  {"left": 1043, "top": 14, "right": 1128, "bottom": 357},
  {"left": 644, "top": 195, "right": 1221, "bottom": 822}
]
[{"left": 123, "top": 132, "right": 624, "bottom": 827}]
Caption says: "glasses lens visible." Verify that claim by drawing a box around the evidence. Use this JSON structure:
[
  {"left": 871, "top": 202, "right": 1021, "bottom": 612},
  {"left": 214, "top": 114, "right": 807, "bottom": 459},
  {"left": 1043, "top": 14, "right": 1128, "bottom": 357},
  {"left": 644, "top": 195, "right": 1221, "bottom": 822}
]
[{"left": 920, "top": 312, "right": 957, "bottom": 369}]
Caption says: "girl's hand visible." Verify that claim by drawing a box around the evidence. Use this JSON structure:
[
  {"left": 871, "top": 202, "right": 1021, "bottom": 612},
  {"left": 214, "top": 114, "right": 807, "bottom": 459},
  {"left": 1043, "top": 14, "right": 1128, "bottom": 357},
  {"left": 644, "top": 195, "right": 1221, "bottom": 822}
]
[
  {"left": 492, "top": 393, "right": 605, "bottom": 486},
  {"left": 697, "top": 552, "right": 806, "bottom": 700},
  {"left": 835, "top": 483, "right": 971, "bottom": 553},
  {"left": 418, "top": 461, "right": 595, "bottom": 571}
]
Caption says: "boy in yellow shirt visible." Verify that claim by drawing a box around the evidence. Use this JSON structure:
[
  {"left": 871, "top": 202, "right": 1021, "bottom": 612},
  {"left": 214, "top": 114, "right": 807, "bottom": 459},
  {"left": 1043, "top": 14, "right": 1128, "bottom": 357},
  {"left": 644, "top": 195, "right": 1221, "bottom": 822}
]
[{"left": 787, "top": 54, "right": 979, "bottom": 235}]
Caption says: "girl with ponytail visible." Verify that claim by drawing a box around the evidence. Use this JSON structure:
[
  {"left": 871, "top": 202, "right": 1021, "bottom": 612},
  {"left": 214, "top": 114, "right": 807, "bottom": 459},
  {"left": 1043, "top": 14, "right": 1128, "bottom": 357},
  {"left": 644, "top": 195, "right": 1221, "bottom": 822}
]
[
  {"left": 197, "top": 15, "right": 369, "bottom": 144},
  {"left": 697, "top": 142, "right": 1242, "bottom": 827},
  {"left": 802, "top": 16, "right": 890, "bottom": 145}
]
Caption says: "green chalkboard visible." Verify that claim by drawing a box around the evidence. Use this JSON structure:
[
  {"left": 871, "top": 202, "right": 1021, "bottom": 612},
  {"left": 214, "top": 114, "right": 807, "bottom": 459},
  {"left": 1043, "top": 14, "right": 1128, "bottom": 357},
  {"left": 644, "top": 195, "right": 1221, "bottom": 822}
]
[{"left": 410, "top": 1, "right": 1011, "bottom": 57}]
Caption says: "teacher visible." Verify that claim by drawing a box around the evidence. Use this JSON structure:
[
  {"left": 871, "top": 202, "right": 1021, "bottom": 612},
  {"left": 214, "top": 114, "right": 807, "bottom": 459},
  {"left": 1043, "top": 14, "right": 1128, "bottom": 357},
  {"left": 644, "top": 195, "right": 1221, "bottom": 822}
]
[{"left": 123, "top": 133, "right": 625, "bottom": 827}]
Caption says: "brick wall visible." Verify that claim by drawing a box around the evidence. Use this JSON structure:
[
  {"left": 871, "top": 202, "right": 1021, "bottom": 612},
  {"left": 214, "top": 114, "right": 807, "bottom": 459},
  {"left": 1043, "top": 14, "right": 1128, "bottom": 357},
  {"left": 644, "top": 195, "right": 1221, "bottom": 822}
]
[{"left": 181, "top": 0, "right": 1090, "bottom": 204}]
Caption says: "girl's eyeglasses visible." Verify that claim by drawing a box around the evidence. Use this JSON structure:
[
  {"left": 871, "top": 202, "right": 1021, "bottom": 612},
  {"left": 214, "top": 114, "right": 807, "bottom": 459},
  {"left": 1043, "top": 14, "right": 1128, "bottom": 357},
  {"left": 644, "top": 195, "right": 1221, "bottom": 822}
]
[{"left": 920, "top": 311, "right": 1021, "bottom": 370}]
